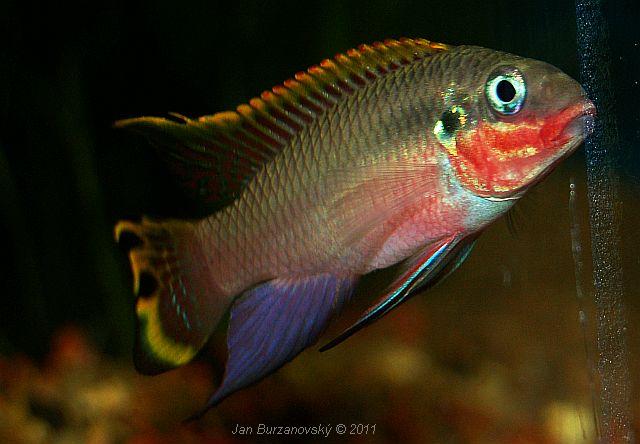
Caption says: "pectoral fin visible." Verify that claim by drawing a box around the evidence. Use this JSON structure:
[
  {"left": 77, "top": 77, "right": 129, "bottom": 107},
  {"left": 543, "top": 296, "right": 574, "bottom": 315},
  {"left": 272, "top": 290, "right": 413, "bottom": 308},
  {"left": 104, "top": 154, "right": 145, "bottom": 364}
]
[{"left": 320, "top": 234, "right": 476, "bottom": 351}]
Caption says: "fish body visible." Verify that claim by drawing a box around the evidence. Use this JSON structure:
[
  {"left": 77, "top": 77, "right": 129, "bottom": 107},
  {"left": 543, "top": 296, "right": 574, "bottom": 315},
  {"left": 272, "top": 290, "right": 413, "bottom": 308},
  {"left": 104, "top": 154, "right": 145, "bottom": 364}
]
[
  {"left": 203, "top": 46, "right": 518, "bottom": 290},
  {"left": 207, "top": 123, "right": 509, "bottom": 290},
  {"left": 114, "top": 39, "right": 594, "bottom": 415}
]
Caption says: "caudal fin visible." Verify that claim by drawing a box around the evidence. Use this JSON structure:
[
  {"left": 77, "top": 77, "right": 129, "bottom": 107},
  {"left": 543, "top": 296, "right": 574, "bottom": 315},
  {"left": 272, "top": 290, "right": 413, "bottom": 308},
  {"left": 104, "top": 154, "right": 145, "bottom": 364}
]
[{"left": 115, "top": 217, "right": 226, "bottom": 375}]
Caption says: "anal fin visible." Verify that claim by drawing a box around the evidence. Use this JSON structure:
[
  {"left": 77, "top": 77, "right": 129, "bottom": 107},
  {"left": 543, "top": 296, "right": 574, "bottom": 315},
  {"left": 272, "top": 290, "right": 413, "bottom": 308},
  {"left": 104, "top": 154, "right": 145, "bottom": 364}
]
[{"left": 189, "top": 273, "right": 356, "bottom": 418}]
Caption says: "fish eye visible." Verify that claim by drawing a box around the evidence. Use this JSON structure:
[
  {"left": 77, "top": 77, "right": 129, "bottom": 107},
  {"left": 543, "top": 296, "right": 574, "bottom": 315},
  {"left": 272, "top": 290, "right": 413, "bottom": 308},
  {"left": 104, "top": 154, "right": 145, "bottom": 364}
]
[{"left": 485, "top": 67, "right": 527, "bottom": 115}]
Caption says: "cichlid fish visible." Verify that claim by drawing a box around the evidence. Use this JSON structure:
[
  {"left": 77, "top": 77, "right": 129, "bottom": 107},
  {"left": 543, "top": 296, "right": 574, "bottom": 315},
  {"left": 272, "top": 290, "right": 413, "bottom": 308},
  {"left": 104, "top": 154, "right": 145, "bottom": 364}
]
[{"left": 114, "top": 38, "right": 595, "bottom": 416}]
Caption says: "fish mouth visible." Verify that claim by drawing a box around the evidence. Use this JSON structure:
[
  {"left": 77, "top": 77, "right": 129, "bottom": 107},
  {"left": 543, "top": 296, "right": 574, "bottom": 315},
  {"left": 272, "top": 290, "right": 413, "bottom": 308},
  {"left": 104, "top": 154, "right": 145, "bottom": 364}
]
[
  {"left": 548, "top": 98, "right": 596, "bottom": 166},
  {"left": 556, "top": 99, "right": 596, "bottom": 144},
  {"left": 524, "top": 98, "right": 596, "bottom": 188},
  {"left": 485, "top": 99, "right": 596, "bottom": 202}
]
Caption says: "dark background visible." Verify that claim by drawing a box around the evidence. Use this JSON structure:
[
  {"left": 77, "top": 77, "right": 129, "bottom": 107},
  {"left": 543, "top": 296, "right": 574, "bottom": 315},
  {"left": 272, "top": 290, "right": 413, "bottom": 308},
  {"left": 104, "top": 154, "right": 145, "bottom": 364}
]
[{"left": 1, "top": 0, "right": 639, "bottom": 441}]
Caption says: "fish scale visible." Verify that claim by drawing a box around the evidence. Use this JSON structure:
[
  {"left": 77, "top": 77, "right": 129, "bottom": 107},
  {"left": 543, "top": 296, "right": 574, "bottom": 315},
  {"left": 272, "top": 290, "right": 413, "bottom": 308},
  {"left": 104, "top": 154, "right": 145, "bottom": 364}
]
[{"left": 114, "top": 39, "right": 594, "bottom": 414}]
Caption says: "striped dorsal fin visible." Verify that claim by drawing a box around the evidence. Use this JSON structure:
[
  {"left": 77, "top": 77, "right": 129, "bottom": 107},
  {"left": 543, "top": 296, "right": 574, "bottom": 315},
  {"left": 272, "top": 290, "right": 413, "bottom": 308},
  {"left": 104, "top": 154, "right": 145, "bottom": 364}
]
[{"left": 115, "top": 38, "right": 450, "bottom": 209}]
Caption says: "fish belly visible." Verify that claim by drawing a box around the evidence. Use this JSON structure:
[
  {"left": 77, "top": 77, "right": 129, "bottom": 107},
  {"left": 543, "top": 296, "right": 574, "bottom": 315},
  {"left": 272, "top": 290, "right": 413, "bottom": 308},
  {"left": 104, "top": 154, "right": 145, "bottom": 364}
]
[
  {"left": 362, "top": 182, "right": 516, "bottom": 272},
  {"left": 364, "top": 196, "right": 466, "bottom": 271}
]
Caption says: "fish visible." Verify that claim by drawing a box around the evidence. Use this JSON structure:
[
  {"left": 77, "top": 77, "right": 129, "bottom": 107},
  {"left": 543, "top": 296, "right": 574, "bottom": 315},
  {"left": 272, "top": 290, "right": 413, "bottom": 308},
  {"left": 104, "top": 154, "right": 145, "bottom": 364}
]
[{"left": 114, "top": 38, "right": 595, "bottom": 416}]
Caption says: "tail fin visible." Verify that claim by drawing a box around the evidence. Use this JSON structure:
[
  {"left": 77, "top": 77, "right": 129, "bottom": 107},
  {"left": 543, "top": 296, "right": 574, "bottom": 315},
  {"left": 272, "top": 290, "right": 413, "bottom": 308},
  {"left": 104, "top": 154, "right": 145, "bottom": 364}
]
[{"left": 115, "top": 217, "right": 226, "bottom": 375}]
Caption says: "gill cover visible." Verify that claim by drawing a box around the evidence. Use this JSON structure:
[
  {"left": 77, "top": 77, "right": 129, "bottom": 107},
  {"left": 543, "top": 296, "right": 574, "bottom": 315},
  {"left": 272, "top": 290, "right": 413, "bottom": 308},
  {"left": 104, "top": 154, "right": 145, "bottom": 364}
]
[{"left": 433, "top": 50, "right": 592, "bottom": 198}]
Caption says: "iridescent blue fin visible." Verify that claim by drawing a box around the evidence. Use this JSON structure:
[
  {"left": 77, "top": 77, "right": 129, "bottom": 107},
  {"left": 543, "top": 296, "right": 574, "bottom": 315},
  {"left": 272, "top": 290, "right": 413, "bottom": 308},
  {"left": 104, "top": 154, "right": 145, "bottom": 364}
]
[
  {"left": 320, "top": 234, "right": 475, "bottom": 352},
  {"left": 189, "top": 274, "right": 356, "bottom": 418}
]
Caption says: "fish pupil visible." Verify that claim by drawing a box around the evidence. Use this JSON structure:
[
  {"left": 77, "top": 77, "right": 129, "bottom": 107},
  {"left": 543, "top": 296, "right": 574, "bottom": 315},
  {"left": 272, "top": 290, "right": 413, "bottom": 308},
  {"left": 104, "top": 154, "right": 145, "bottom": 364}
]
[{"left": 496, "top": 79, "right": 516, "bottom": 103}]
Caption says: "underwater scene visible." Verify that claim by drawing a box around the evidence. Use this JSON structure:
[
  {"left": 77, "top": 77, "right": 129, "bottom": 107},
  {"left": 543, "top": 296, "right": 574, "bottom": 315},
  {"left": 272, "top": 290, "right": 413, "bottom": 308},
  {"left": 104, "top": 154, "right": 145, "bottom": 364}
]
[{"left": 2, "top": 0, "right": 639, "bottom": 442}]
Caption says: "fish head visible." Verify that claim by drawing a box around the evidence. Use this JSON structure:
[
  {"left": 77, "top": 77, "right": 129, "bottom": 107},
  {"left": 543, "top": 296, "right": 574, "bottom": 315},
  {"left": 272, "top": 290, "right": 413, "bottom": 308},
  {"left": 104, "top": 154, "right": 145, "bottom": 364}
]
[{"left": 432, "top": 47, "right": 595, "bottom": 200}]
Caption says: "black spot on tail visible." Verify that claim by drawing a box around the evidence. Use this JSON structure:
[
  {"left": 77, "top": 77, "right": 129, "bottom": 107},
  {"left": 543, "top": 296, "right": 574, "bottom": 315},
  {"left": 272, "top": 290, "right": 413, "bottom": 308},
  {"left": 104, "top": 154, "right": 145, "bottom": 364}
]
[
  {"left": 138, "top": 272, "right": 157, "bottom": 299},
  {"left": 118, "top": 230, "right": 144, "bottom": 252}
]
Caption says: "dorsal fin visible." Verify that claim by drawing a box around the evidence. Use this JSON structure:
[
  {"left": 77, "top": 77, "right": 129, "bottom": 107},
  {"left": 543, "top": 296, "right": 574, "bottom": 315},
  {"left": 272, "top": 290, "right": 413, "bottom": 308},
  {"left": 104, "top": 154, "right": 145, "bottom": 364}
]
[{"left": 115, "top": 38, "right": 450, "bottom": 209}]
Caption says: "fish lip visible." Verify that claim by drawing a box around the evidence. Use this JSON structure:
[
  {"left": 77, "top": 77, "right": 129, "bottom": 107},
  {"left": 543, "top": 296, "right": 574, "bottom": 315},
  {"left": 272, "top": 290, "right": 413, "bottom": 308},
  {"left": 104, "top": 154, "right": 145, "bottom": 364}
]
[
  {"left": 551, "top": 99, "right": 596, "bottom": 160},
  {"left": 556, "top": 99, "right": 596, "bottom": 142},
  {"left": 523, "top": 99, "right": 596, "bottom": 186},
  {"left": 482, "top": 99, "right": 596, "bottom": 202}
]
